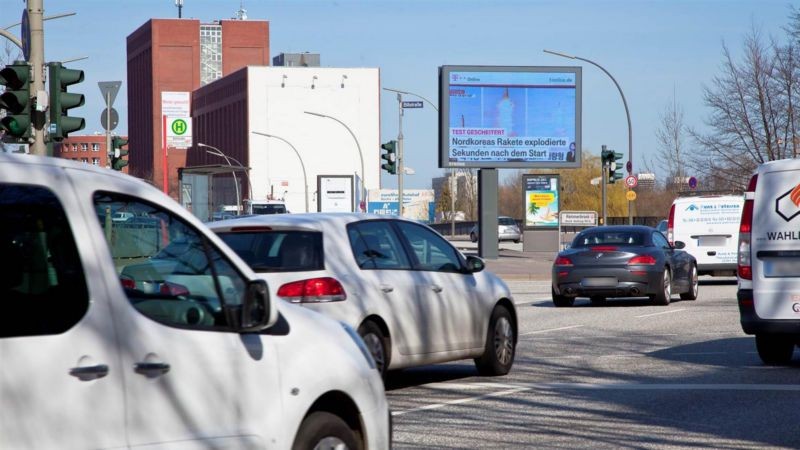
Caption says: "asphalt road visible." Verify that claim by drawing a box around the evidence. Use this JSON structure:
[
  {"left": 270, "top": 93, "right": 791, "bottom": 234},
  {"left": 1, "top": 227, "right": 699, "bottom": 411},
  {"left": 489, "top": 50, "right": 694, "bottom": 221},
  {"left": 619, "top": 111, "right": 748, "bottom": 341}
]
[{"left": 385, "top": 277, "right": 800, "bottom": 449}]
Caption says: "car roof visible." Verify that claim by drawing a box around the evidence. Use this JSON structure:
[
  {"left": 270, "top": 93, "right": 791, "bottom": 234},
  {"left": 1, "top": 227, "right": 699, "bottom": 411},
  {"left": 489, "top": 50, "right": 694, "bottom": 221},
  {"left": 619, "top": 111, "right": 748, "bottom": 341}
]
[
  {"left": 0, "top": 153, "right": 156, "bottom": 190},
  {"left": 207, "top": 212, "right": 417, "bottom": 232}
]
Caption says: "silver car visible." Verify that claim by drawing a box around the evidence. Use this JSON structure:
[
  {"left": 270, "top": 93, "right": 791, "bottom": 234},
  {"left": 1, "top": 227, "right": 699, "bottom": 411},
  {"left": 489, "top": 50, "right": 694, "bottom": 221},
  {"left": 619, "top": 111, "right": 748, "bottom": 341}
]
[{"left": 470, "top": 216, "right": 522, "bottom": 243}]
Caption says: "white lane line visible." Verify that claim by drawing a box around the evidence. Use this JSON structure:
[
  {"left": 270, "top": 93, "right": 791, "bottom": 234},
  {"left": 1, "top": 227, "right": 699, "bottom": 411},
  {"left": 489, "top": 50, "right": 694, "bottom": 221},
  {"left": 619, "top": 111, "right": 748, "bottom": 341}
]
[
  {"left": 521, "top": 324, "right": 584, "bottom": 336},
  {"left": 635, "top": 308, "right": 687, "bottom": 318},
  {"left": 391, "top": 387, "right": 530, "bottom": 416},
  {"left": 514, "top": 298, "right": 552, "bottom": 305},
  {"left": 391, "top": 382, "right": 800, "bottom": 416}
]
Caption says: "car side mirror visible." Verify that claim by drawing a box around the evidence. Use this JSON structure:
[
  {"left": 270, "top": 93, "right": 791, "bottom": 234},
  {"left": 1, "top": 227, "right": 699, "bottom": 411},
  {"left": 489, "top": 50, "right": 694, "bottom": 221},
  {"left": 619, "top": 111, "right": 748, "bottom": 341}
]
[
  {"left": 226, "top": 279, "right": 275, "bottom": 332},
  {"left": 464, "top": 255, "right": 485, "bottom": 273},
  {"left": 673, "top": 241, "right": 686, "bottom": 250}
]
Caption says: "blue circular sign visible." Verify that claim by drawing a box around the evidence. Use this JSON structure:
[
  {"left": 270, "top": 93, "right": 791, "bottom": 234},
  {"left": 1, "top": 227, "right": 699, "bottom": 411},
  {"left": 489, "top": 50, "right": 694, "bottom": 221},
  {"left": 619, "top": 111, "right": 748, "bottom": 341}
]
[
  {"left": 21, "top": 9, "right": 30, "bottom": 61},
  {"left": 688, "top": 176, "right": 698, "bottom": 189}
]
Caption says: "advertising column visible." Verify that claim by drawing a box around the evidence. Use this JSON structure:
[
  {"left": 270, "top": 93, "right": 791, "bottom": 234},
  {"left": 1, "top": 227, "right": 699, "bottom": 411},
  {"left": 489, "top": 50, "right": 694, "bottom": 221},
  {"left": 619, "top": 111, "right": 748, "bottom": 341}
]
[{"left": 522, "top": 174, "right": 560, "bottom": 252}]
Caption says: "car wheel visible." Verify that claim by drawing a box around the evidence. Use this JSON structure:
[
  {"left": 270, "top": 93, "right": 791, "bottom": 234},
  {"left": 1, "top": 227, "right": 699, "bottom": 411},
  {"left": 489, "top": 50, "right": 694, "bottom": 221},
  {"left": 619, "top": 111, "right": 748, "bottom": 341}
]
[
  {"left": 474, "top": 305, "right": 516, "bottom": 376},
  {"left": 755, "top": 334, "right": 795, "bottom": 365},
  {"left": 291, "top": 411, "right": 361, "bottom": 450},
  {"left": 552, "top": 287, "right": 574, "bottom": 307},
  {"left": 590, "top": 296, "right": 606, "bottom": 306},
  {"left": 651, "top": 268, "right": 671, "bottom": 305},
  {"left": 470, "top": 232, "right": 477, "bottom": 243},
  {"left": 680, "top": 264, "right": 699, "bottom": 301},
  {"left": 513, "top": 239, "right": 520, "bottom": 244},
  {"left": 358, "top": 321, "right": 389, "bottom": 378}
]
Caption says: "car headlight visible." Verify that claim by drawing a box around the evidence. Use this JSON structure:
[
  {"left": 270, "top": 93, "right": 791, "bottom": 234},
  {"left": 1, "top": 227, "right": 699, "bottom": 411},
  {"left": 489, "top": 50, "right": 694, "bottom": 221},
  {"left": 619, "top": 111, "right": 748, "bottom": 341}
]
[{"left": 340, "top": 322, "right": 376, "bottom": 370}]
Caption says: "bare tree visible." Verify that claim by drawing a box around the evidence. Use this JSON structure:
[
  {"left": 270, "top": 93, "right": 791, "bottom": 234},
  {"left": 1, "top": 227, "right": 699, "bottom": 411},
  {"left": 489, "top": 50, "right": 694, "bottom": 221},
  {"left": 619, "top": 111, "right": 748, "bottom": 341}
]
[
  {"left": 654, "top": 91, "right": 689, "bottom": 190},
  {"left": 688, "top": 25, "right": 796, "bottom": 191}
]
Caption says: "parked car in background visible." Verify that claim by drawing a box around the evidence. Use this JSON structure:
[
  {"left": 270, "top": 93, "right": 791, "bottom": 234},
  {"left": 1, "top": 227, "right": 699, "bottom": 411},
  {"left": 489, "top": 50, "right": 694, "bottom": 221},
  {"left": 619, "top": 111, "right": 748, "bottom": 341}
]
[
  {"left": 209, "top": 213, "right": 518, "bottom": 379},
  {"left": 246, "top": 199, "right": 288, "bottom": 215},
  {"left": 738, "top": 160, "right": 800, "bottom": 365},
  {"left": 469, "top": 216, "right": 521, "bottom": 243},
  {"left": 552, "top": 225, "right": 698, "bottom": 306},
  {"left": 667, "top": 194, "right": 744, "bottom": 276},
  {"left": 0, "top": 154, "right": 390, "bottom": 450}
]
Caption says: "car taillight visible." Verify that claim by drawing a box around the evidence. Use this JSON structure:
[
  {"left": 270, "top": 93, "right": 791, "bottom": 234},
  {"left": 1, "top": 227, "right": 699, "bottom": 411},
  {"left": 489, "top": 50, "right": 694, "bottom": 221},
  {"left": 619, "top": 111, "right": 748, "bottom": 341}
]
[
  {"left": 160, "top": 281, "right": 191, "bottom": 297},
  {"left": 277, "top": 277, "right": 347, "bottom": 303},
  {"left": 738, "top": 174, "right": 757, "bottom": 280},
  {"left": 627, "top": 255, "right": 656, "bottom": 265},
  {"left": 554, "top": 256, "right": 573, "bottom": 266},
  {"left": 667, "top": 203, "right": 675, "bottom": 245},
  {"left": 590, "top": 246, "right": 618, "bottom": 252},
  {"left": 120, "top": 276, "right": 136, "bottom": 290}
]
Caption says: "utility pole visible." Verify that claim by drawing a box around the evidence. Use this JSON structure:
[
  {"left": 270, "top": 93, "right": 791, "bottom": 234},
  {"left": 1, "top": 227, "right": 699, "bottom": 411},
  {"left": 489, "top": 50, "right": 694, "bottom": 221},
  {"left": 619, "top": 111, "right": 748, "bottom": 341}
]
[
  {"left": 396, "top": 92, "right": 404, "bottom": 217},
  {"left": 28, "top": 0, "right": 46, "bottom": 156},
  {"left": 601, "top": 145, "right": 608, "bottom": 226}
]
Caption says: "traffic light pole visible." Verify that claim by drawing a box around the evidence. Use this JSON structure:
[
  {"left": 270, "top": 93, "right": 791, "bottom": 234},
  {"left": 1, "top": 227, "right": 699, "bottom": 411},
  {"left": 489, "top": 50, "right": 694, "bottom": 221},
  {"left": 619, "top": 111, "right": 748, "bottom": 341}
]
[
  {"left": 396, "top": 93, "right": 404, "bottom": 217},
  {"left": 28, "top": 0, "right": 46, "bottom": 156},
  {"left": 601, "top": 157, "right": 608, "bottom": 226}
]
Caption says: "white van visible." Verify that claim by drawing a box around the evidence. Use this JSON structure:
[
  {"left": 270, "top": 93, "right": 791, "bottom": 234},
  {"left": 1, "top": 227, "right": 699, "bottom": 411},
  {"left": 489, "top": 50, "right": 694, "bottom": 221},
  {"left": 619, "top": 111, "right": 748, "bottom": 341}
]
[
  {"left": 738, "top": 159, "right": 800, "bottom": 365},
  {"left": 0, "top": 154, "right": 389, "bottom": 449},
  {"left": 666, "top": 194, "right": 744, "bottom": 276}
]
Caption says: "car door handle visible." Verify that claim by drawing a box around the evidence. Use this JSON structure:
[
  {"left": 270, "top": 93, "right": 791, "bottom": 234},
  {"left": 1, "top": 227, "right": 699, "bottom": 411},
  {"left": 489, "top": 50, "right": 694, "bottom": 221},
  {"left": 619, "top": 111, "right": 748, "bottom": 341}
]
[
  {"left": 380, "top": 285, "right": 394, "bottom": 293},
  {"left": 431, "top": 285, "right": 443, "bottom": 293},
  {"left": 134, "top": 362, "right": 171, "bottom": 376},
  {"left": 69, "top": 364, "right": 109, "bottom": 381}
]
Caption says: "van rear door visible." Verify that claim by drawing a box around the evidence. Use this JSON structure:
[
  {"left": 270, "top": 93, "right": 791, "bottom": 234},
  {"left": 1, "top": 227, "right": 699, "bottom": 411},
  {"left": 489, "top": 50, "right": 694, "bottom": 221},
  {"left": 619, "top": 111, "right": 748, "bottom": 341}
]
[
  {"left": 673, "top": 196, "right": 743, "bottom": 273},
  {"left": 751, "top": 166, "right": 800, "bottom": 320}
]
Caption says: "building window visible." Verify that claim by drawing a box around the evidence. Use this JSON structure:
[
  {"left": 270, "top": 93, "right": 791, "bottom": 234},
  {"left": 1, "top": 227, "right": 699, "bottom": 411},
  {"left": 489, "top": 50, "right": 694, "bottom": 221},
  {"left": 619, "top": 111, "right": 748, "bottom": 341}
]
[
  {"left": 92, "top": 158, "right": 100, "bottom": 166},
  {"left": 81, "top": 144, "right": 88, "bottom": 152},
  {"left": 92, "top": 143, "right": 100, "bottom": 152},
  {"left": 72, "top": 144, "right": 78, "bottom": 152},
  {"left": 81, "top": 158, "right": 88, "bottom": 163},
  {"left": 200, "top": 24, "right": 223, "bottom": 86}
]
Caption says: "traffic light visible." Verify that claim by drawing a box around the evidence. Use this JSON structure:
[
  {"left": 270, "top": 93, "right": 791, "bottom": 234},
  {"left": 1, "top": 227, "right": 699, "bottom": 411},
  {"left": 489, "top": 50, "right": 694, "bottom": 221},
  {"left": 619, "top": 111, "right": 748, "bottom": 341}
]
[
  {"left": 601, "top": 145, "right": 624, "bottom": 184},
  {"left": 381, "top": 140, "right": 397, "bottom": 175},
  {"left": 0, "top": 61, "right": 32, "bottom": 141},
  {"left": 110, "top": 136, "right": 128, "bottom": 171},
  {"left": 48, "top": 62, "right": 85, "bottom": 141}
]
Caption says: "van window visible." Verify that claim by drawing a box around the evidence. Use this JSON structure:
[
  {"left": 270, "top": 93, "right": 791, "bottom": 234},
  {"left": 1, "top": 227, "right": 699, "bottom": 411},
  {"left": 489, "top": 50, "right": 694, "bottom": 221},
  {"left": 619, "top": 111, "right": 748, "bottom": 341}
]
[
  {"left": 0, "top": 184, "right": 89, "bottom": 338},
  {"left": 218, "top": 231, "right": 324, "bottom": 272},
  {"left": 94, "top": 192, "right": 247, "bottom": 330}
]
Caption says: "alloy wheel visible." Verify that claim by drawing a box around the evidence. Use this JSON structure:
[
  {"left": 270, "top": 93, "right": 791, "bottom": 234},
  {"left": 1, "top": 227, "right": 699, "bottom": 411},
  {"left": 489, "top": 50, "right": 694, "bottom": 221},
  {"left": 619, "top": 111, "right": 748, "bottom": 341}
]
[
  {"left": 494, "top": 317, "right": 514, "bottom": 366},
  {"left": 313, "top": 436, "right": 349, "bottom": 450}
]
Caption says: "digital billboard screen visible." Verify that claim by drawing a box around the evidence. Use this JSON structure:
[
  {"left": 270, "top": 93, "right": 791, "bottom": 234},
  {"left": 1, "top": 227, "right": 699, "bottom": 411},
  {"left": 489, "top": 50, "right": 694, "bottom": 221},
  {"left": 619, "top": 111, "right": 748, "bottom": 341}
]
[{"left": 439, "top": 65, "right": 581, "bottom": 169}]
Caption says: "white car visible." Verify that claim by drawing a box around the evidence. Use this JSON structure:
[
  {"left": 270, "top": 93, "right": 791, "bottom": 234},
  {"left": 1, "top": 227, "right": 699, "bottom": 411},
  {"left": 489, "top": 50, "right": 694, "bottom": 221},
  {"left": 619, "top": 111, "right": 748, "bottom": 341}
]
[
  {"left": 0, "top": 154, "right": 389, "bottom": 450},
  {"left": 738, "top": 159, "right": 800, "bottom": 365},
  {"left": 209, "top": 213, "right": 518, "bottom": 378}
]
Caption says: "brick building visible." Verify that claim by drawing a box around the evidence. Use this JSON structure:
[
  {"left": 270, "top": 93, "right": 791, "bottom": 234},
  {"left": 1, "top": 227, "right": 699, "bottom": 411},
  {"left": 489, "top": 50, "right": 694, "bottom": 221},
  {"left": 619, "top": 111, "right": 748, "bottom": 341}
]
[
  {"left": 126, "top": 18, "right": 269, "bottom": 199},
  {"left": 54, "top": 134, "right": 127, "bottom": 172}
]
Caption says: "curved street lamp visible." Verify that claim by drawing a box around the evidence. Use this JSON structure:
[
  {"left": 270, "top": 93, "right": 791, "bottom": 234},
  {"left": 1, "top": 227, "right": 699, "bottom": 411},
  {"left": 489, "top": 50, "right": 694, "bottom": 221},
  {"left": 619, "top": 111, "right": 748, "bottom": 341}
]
[
  {"left": 543, "top": 49, "right": 634, "bottom": 225},
  {"left": 252, "top": 131, "right": 310, "bottom": 213},
  {"left": 304, "top": 111, "right": 366, "bottom": 212}
]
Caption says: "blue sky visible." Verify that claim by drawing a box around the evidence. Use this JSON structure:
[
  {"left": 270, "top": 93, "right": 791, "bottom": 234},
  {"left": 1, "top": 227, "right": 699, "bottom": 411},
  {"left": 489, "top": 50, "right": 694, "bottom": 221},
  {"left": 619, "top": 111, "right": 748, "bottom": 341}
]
[{"left": 2, "top": 0, "right": 793, "bottom": 188}]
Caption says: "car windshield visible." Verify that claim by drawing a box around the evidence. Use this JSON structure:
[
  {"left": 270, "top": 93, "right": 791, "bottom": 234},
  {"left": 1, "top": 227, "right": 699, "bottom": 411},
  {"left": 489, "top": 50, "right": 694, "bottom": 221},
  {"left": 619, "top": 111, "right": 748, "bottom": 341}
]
[
  {"left": 251, "top": 204, "right": 286, "bottom": 215},
  {"left": 572, "top": 231, "right": 645, "bottom": 247},
  {"left": 498, "top": 217, "right": 517, "bottom": 226},
  {"left": 217, "top": 230, "right": 323, "bottom": 272}
]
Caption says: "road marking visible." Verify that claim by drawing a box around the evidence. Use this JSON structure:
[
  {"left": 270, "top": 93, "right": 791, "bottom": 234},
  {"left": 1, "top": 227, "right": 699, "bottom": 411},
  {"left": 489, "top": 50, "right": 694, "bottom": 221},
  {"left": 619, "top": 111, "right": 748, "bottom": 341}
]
[
  {"left": 521, "top": 325, "right": 584, "bottom": 336},
  {"left": 390, "top": 382, "right": 800, "bottom": 416},
  {"left": 635, "top": 308, "right": 687, "bottom": 318}
]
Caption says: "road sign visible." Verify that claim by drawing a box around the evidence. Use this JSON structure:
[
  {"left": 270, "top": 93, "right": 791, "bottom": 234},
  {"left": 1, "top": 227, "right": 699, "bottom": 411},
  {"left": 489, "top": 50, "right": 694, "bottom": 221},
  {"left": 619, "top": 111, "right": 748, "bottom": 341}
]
[
  {"left": 626, "top": 160, "right": 632, "bottom": 173},
  {"left": 560, "top": 211, "right": 598, "bottom": 226},
  {"left": 625, "top": 175, "right": 638, "bottom": 188},
  {"left": 688, "top": 176, "right": 698, "bottom": 189},
  {"left": 100, "top": 108, "right": 119, "bottom": 131},
  {"left": 166, "top": 116, "right": 192, "bottom": 148},
  {"left": 98, "top": 81, "right": 122, "bottom": 107},
  {"left": 626, "top": 190, "right": 637, "bottom": 201},
  {"left": 401, "top": 101, "right": 423, "bottom": 109},
  {"left": 21, "top": 9, "right": 30, "bottom": 60}
]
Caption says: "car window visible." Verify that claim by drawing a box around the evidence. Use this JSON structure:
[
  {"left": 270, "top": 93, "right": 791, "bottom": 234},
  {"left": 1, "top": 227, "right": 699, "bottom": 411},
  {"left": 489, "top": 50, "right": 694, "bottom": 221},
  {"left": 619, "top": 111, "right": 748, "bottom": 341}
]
[
  {"left": 394, "top": 221, "right": 463, "bottom": 273},
  {"left": 348, "top": 221, "right": 411, "bottom": 270},
  {"left": 94, "top": 192, "right": 247, "bottom": 329},
  {"left": 218, "top": 230, "right": 323, "bottom": 272},
  {"left": 652, "top": 231, "right": 670, "bottom": 248},
  {"left": 0, "top": 184, "right": 89, "bottom": 338},
  {"left": 498, "top": 217, "right": 517, "bottom": 226},
  {"left": 252, "top": 204, "right": 286, "bottom": 214},
  {"left": 573, "top": 230, "right": 645, "bottom": 247}
]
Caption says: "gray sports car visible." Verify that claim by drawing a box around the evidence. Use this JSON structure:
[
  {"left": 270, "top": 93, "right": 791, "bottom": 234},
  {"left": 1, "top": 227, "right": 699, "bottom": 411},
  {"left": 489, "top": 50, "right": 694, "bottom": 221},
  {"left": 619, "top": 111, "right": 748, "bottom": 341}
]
[{"left": 551, "top": 225, "right": 698, "bottom": 306}]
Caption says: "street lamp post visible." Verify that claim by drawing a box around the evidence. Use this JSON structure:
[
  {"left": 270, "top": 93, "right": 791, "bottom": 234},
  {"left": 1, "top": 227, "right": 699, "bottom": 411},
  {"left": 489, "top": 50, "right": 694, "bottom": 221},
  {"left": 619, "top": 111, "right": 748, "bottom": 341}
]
[
  {"left": 543, "top": 49, "right": 634, "bottom": 225},
  {"left": 252, "top": 131, "right": 310, "bottom": 213},
  {"left": 304, "top": 111, "right": 366, "bottom": 212},
  {"left": 382, "top": 88, "right": 451, "bottom": 230},
  {"left": 197, "top": 143, "right": 247, "bottom": 214}
]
